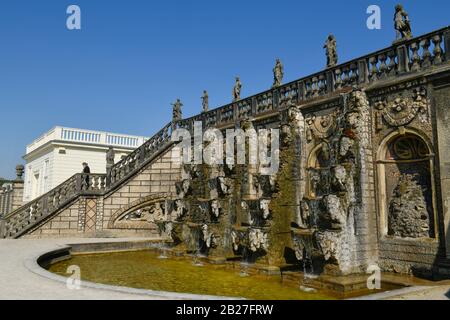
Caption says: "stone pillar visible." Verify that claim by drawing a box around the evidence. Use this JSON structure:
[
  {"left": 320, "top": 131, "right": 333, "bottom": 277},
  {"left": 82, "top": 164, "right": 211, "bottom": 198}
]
[
  {"left": 444, "top": 30, "right": 450, "bottom": 62},
  {"left": 396, "top": 45, "right": 410, "bottom": 74},
  {"left": 0, "top": 188, "right": 4, "bottom": 216},
  {"left": 0, "top": 218, "right": 5, "bottom": 238},
  {"left": 11, "top": 181, "right": 24, "bottom": 212},
  {"left": 358, "top": 59, "right": 369, "bottom": 84},
  {"left": 434, "top": 84, "right": 450, "bottom": 258},
  {"left": 11, "top": 165, "right": 25, "bottom": 212}
]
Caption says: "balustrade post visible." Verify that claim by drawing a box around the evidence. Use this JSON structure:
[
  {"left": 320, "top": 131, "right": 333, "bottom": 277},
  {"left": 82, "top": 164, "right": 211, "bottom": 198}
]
[
  {"left": 444, "top": 30, "right": 450, "bottom": 62},
  {"left": 326, "top": 70, "right": 334, "bottom": 93},
  {"left": 396, "top": 44, "right": 410, "bottom": 74},
  {"left": 297, "top": 81, "right": 305, "bottom": 102},
  {"left": 251, "top": 97, "right": 257, "bottom": 115},
  {"left": 272, "top": 88, "right": 279, "bottom": 109},
  {"left": 358, "top": 59, "right": 369, "bottom": 84},
  {"left": 0, "top": 218, "right": 6, "bottom": 238}
]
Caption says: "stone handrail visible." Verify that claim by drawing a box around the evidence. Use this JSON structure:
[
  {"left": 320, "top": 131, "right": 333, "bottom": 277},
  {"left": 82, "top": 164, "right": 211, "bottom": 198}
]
[
  {"left": 0, "top": 173, "right": 107, "bottom": 239},
  {"left": 107, "top": 122, "right": 173, "bottom": 190}
]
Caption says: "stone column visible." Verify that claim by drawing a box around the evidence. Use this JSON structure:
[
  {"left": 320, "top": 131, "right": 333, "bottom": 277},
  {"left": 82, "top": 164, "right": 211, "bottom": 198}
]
[{"left": 434, "top": 84, "right": 450, "bottom": 258}]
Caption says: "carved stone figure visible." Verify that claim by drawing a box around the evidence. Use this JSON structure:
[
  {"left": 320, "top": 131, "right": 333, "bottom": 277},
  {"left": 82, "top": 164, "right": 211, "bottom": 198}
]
[
  {"left": 316, "top": 231, "right": 339, "bottom": 262},
  {"left": 233, "top": 77, "right": 242, "bottom": 102},
  {"left": 150, "top": 202, "right": 165, "bottom": 222},
  {"left": 324, "top": 195, "right": 346, "bottom": 229},
  {"left": 171, "top": 199, "right": 187, "bottom": 221},
  {"left": 272, "top": 58, "right": 284, "bottom": 87},
  {"left": 259, "top": 199, "right": 271, "bottom": 220},
  {"left": 248, "top": 228, "right": 269, "bottom": 252},
  {"left": 324, "top": 35, "right": 338, "bottom": 67},
  {"left": 106, "top": 147, "right": 115, "bottom": 168},
  {"left": 299, "top": 201, "right": 310, "bottom": 228},
  {"left": 177, "top": 179, "right": 191, "bottom": 199},
  {"left": 394, "top": 4, "right": 412, "bottom": 40},
  {"left": 211, "top": 200, "right": 221, "bottom": 218},
  {"left": 331, "top": 165, "right": 347, "bottom": 193},
  {"left": 231, "top": 230, "right": 241, "bottom": 251},
  {"left": 171, "top": 99, "right": 183, "bottom": 123},
  {"left": 202, "top": 224, "right": 218, "bottom": 248},
  {"left": 388, "top": 174, "right": 430, "bottom": 238},
  {"left": 201, "top": 90, "right": 209, "bottom": 113}
]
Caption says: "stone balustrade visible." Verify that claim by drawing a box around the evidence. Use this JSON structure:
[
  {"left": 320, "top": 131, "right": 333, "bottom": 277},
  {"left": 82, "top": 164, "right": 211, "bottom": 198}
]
[
  {"left": 0, "top": 173, "right": 107, "bottom": 239},
  {"left": 107, "top": 123, "right": 173, "bottom": 189},
  {"left": 173, "top": 26, "right": 449, "bottom": 132}
]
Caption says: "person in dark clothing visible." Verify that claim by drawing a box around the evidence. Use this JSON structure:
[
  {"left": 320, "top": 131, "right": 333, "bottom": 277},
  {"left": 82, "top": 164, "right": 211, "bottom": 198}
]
[{"left": 82, "top": 162, "right": 91, "bottom": 188}]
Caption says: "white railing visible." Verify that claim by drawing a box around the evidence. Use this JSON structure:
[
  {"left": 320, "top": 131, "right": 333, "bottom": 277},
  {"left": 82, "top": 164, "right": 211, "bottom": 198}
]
[{"left": 26, "top": 126, "right": 148, "bottom": 154}]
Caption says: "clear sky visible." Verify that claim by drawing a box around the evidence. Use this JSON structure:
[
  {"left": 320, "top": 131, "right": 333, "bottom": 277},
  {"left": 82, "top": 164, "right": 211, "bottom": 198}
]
[{"left": 0, "top": 0, "right": 449, "bottom": 178}]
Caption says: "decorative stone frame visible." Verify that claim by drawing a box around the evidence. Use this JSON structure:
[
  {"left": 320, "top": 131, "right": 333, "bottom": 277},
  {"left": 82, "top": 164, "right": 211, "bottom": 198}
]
[
  {"left": 108, "top": 193, "right": 170, "bottom": 229},
  {"left": 376, "top": 128, "right": 438, "bottom": 240}
]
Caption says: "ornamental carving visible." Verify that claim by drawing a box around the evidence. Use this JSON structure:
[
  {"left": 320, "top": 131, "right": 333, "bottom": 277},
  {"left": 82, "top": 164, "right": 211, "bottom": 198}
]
[
  {"left": 374, "top": 87, "right": 430, "bottom": 128},
  {"left": 305, "top": 112, "right": 337, "bottom": 143}
]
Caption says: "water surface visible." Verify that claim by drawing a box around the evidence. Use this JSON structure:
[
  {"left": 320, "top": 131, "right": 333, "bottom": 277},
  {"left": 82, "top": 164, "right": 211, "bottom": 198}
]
[{"left": 49, "top": 250, "right": 336, "bottom": 300}]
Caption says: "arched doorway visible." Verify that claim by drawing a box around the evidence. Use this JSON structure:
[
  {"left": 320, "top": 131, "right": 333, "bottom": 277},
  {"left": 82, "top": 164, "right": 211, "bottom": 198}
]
[{"left": 377, "top": 131, "right": 436, "bottom": 239}]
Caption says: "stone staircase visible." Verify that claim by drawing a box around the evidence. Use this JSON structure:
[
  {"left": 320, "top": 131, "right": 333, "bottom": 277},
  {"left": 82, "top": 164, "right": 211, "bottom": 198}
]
[{"left": 0, "top": 122, "right": 174, "bottom": 239}]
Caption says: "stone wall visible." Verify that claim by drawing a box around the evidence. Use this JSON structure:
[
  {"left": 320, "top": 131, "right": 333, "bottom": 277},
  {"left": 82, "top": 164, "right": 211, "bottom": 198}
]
[{"left": 433, "top": 76, "right": 450, "bottom": 259}]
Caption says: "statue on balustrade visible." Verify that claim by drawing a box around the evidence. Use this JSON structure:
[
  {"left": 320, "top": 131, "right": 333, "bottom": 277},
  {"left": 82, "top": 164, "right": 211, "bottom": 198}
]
[
  {"left": 233, "top": 77, "right": 242, "bottom": 102},
  {"left": 106, "top": 147, "right": 115, "bottom": 167},
  {"left": 201, "top": 90, "right": 209, "bottom": 113},
  {"left": 272, "top": 58, "right": 284, "bottom": 87},
  {"left": 394, "top": 4, "right": 412, "bottom": 40},
  {"left": 171, "top": 99, "right": 183, "bottom": 123},
  {"left": 324, "top": 35, "right": 338, "bottom": 68}
]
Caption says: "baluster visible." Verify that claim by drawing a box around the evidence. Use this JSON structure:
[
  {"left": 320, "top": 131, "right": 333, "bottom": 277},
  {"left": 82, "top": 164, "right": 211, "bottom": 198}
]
[
  {"left": 334, "top": 68, "right": 342, "bottom": 90},
  {"left": 305, "top": 81, "right": 312, "bottom": 98},
  {"left": 420, "top": 38, "right": 432, "bottom": 68},
  {"left": 369, "top": 56, "right": 378, "bottom": 82},
  {"left": 409, "top": 42, "right": 420, "bottom": 72},
  {"left": 378, "top": 53, "right": 388, "bottom": 78},
  {"left": 341, "top": 66, "right": 349, "bottom": 87},
  {"left": 387, "top": 50, "right": 397, "bottom": 76},
  {"left": 318, "top": 74, "right": 326, "bottom": 95},
  {"left": 433, "top": 35, "right": 443, "bottom": 65},
  {"left": 349, "top": 63, "right": 358, "bottom": 84},
  {"left": 311, "top": 77, "right": 319, "bottom": 98}
]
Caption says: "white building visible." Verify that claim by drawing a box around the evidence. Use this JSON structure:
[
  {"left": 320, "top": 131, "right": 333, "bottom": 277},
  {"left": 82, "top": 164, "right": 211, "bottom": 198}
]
[{"left": 23, "top": 126, "right": 148, "bottom": 202}]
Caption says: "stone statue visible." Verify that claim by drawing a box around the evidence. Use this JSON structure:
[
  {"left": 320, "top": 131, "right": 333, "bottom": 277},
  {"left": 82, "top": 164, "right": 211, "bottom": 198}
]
[
  {"left": 15, "top": 165, "right": 25, "bottom": 181},
  {"left": 324, "top": 35, "right": 338, "bottom": 68},
  {"left": 394, "top": 4, "right": 412, "bottom": 40},
  {"left": 106, "top": 147, "right": 115, "bottom": 167},
  {"left": 248, "top": 228, "right": 269, "bottom": 252},
  {"left": 233, "top": 77, "right": 242, "bottom": 102},
  {"left": 171, "top": 99, "right": 183, "bottom": 123},
  {"left": 272, "top": 58, "right": 284, "bottom": 87},
  {"left": 201, "top": 90, "right": 209, "bottom": 113}
]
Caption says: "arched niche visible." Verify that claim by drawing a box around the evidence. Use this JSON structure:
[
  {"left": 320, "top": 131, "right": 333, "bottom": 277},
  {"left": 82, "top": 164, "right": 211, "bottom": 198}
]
[
  {"left": 306, "top": 142, "right": 331, "bottom": 199},
  {"left": 376, "top": 129, "right": 437, "bottom": 239}
]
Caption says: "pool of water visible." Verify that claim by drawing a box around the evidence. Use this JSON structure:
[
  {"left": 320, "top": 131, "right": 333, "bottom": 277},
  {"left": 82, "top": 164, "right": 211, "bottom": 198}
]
[{"left": 48, "top": 250, "right": 337, "bottom": 300}]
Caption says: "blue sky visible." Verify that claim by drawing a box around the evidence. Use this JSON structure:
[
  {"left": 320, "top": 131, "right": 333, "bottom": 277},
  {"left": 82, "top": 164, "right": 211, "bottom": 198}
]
[{"left": 0, "top": 0, "right": 449, "bottom": 178}]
